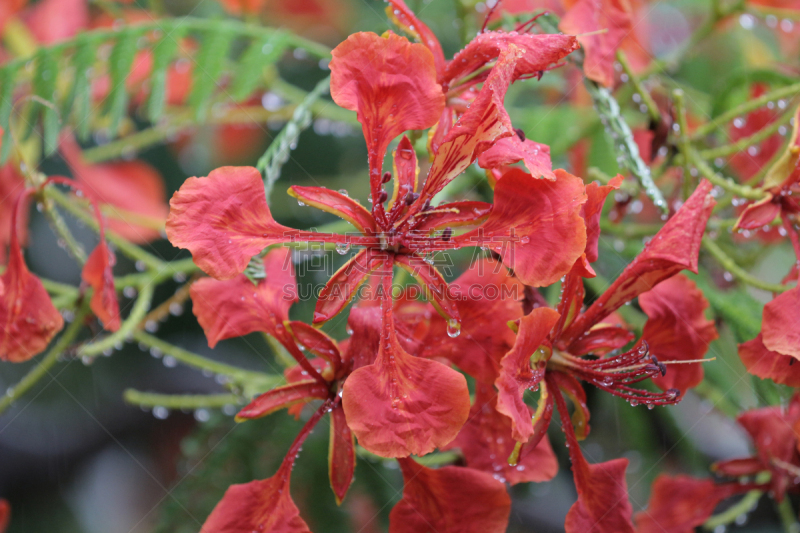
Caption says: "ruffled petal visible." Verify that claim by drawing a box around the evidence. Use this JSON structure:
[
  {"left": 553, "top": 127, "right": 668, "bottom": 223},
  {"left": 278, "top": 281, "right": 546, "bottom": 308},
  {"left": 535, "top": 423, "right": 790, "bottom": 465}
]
[
  {"left": 190, "top": 247, "right": 296, "bottom": 347},
  {"left": 455, "top": 168, "right": 587, "bottom": 287},
  {"left": 495, "top": 307, "right": 560, "bottom": 443},
  {"left": 477, "top": 135, "right": 554, "bottom": 180},
  {"left": 735, "top": 194, "right": 780, "bottom": 231},
  {"left": 287, "top": 186, "right": 376, "bottom": 235},
  {"left": 330, "top": 31, "right": 444, "bottom": 197},
  {"left": 61, "top": 135, "right": 168, "bottom": 243},
  {"left": 389, "top": 458, "right": 511, "bottom": 533},
  {"left": 582, "top": 175, "right": 623, "bottom": 263},
  {"left": 560, "top": 0, "right": 633, "bottom": 87},
  {"left": 81, "top": 241, "right": 121, "bottom": 331},
  {"left": 762, "top": 286, "right": 800, "bottom": 359},
  {"left": 446, "top": 384, "right": 558, "bottom": 485},
  {"left": 564, "top": 179, "right": 715, "bottom": 342},
  {"left": 444, "top": 32, "right": 579, "bottom": 85},
  {"left": 385, "top": 0, "right": 446, "bottom": 76},
  {"left": 640, "top": 275, "right": 718, "bottom": 392},
  {"left": 236, "top": 381, "right": 329, "bottom": 420},
  {"left": 341, "top": 306, "right": 382, "bottom": 372},
  {"left": 0, "top": 226, "right": 64, "bottom": 363},
  {"left": 342, "top": 272, "right": 470, "bottom": 457},
  {"left": 313, "top": 249, "right": 389, "bottom": 324},
  {"left": 286, "top": 321, "right": 342, "bottom": 378},
  {"left": 415, "top": 44, "right": 522, "bottom": 206},
  {"left": 635, "top": 475, "right": 740, "bottom": 533},
  {"left": 739, "top": 334, "right": 800, "bottom": 387},
  {"left": 329, "top": 405, "right": 355, "bottom": 505},
  {"left": 420, "top": 258, "right": 524, "bottom": 383},
  {"left": 166, "top": 167, "right": 296, "bottom": 280}
]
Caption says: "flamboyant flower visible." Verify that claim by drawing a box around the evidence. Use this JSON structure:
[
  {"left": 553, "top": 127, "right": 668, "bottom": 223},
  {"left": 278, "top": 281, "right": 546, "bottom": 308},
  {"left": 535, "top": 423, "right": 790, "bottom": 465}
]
[
  {"left": 560, "top": 0, "right": 633, "bottom": 87},
  {"left": 481, "top": 180, "right": 715, "bottom": 532},
  {"left": 61, "top": 135, "right": 169, "bottom": 244},
  {"left": 167, "top": 29, "right": 588, "bottom": 457},
  {"left": 386, "top": 0, "right": 578, "bottom": 178},
  {"left": 0, "top": 186, "right": 63, "bottom": 362}
]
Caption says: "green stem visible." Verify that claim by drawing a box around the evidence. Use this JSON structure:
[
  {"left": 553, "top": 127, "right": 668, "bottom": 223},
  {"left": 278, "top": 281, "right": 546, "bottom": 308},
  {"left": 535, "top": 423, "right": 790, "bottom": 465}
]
[
  {"left": 698, "top": 108, "right": 794, "bottom": 160},
  {"left": 356, "top": 446, "right": 461, "bottom": 467},
  {"left": 673, "top": 89, "right": 694, "bottom": 200},
  {"left": 776, "top": 497, "right": 798, "bottom": 533},
  {"left": 0, "top": 305, "right": 89, "bottom": 415},
  {"left": 688, "top": 148, "right": 767, "bottom": 200},
  {"left": 131, "top": 330, "right": 282, "bottom": 397},
  {"left": 617, "top": 50, "right": 660, "bottom": 124},
  {"left": 703, "top": 473, "right": 767, "bottom": 530},
  {"left": 702, "top": 237, "right": 791, "bottom": 293},
  {"left": 46, "top": 187, "right": 166, "bottom": 271},
  {"left": 78, "top": 284, "right": 154, "bottom": 357},
  {"left": 41, "top": 200, "right": 87, "bottom": 263},
  {"left": 123, "top": 390, "right": 243, "bottom": 410},
  {"left": 599, "top": 219, "right": 661, "bottom": 239},
  {"left": 114, "top": 258, "right": 200, "bottom": 289},
  {"left": 692, "top": 81, "right": 800, "bottom": 139}
]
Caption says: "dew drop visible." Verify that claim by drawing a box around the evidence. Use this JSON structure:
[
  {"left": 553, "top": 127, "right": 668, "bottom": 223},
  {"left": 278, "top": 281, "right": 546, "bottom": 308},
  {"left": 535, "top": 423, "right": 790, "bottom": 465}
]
[{"left": 447, "top": 319, "right": 461, "bottom": 338}]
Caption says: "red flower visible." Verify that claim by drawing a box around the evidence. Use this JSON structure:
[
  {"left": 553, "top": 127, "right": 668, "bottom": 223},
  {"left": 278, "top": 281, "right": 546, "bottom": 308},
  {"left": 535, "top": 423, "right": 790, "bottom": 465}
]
[
  {"left": 639, "top": 274, "right": 719, "bottom": 392},
  {"left": 560, "top": 0, "right": 633, "bottom": 87},
  {"left": 0, "top": 187, "right": 63, "bottom": 362},
  {"left": 480, "top": 180, "right": 715, "bottom": 532},
  {"left": 389, "top": 457, "right": 512, "bottom": 533},
  {"left": 635, "top": 475, "right": 741, "bottom": 533},
  {"left": 167, "top": 30, "right": 588, "bottom": 457}
]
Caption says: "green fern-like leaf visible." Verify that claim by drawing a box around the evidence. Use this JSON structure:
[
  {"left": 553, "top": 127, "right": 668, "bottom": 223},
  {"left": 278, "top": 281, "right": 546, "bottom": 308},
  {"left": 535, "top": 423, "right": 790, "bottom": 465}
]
[
  {"left": 30, "top": 48, "right": 61, "bottom": 155},
  {"left": 187, "top": 26, "right": 234, "bottom": 121},
  {"left": 105, "top": 28, "right": 143, "bottom": 134},
  {"left": 229, "top": 31, "right": 289, "bottom": 102},
  {"left": 146, "top": 26, "right": 186, "bottom": 122}
]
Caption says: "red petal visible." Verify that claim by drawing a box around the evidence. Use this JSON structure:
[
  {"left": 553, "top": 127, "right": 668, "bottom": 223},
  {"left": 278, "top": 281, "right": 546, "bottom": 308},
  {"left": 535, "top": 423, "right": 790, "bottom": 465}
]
[
  {"left": 563, "top": 179, "right": 715, "bottom": 342},
  {"left": 415, "top": 44, "right": 522, "bottom": 206},
  {"left": 421, "top": 257, "right": 524, "bottom": 383},
  {"left": 313, "top": 249, "right": 388, "bottom": 324},
  {"left": 640, "top": 275, "right": 718, "bottom": 392},
  {"left": 0, "top": 499, "right": 8, "bottom": 533},
  {"left": 735, "top": 194, "right": 780, "bottom": 231},
  {"left": 23, "top": 0, "right": 87, "bottom": 44},
  {"left": 287, "top": 186, "right": 376, "bottom": 235},
  {"left": 389, "top": 458, "right": 511, "bottom": 533},
  {"left": 341, "top": 306, "right": 382, "bottom": 372},
  {"left": 0, "top": 230, "right": 64, "bottom": 362},
  {"left": 635, "top": 475, "right": 740, "bottom": 533},
  {"left": 236, "top": 380, "right": 329, "bottom": 420},
  {"left": 166, "top": 167, "right": 296, "bottom": 280},
  {"left": 342, "top": 272, "right": 470, "bottom": 457},
  {"left": 190, "top": 247, "right": 296, "bottom": 347},
  {"left": 477, "top": 135, "right": 554, "bottom": 180},
  {"left": 739, "top": 334, "right": 800, "bottom": 387},
  {"left": 567, "top": 324, "right": 634, "bottom": 356},
  {"left": 455, "top": 168, "right": 587, "bottom": 287},
  {"left": 385, "top": 0, "right": 446, "bottom": 76},
  {"left": 582, "top": 175, "right": 623, "bottom": 263},
  {"left": 388, "top": 136, "right": 419, "bottom": 211},
  {"left": 553, "top": 372, "right": 591, "bottom": 441},
  {"left": 329, "top": 405, "right": 355, "bottom": 504},
  {"left": 445, "top": 32, "right": 579, "bottom": 85},
  {"left": 495, "top": 307, "right": 560, "bottom": 443},
  {"left": 762, "top": 286, "right": 800, "bottom": 359},
  {"left": 553, "top": 261, "right": 587, "bottom": 341},
  {"left": 560, "top": 0, "right": 632, "bottom": 87},
  {"left": 330, "top": 32, "right": 444, "bottom": 197},
  {"left": 81, "top": 241, "right": 120, "bottom": 331},
  {"left": 394, "top": 254, "right": 459, "bottom": 322},
  {"left": 737, "top": 401, "right": 800, "bottom": 498},
  {"left": 712, "top": 457, "right": 764, "bottom": 478},
  {"left": 286, "top": 321, "right": 342, "bottom": 377},
  {"left": 0, "top": 166, "right": 29, "bottom": 265},
  {"left": 447, "top": 384, "right": 558, "bottom": 485},
  {"left": 413, "top": 201, "right": 492, "bottom": 232},
  {"left": 61, "top": 135, "right": 168, "bottom": 243}
]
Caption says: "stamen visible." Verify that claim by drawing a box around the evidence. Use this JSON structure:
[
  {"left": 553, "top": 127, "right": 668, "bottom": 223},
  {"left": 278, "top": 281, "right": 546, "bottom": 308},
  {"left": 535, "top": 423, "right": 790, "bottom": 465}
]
[
  {"left": 514, "top": 11, "right": 548, "bottom": 33},
  {"left": 382, "top": 171, "right": 392, "bottom": 184}
]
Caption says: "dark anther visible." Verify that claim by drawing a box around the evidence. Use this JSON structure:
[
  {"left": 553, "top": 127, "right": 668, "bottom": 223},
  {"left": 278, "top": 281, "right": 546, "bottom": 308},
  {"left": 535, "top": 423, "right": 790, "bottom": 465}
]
[
  {"left": 791, "top": 359, "right": 795, "bottom": 366},
  {"left": 422, "top": 200, "right": 432, "bottom": 211},
  {"left": 666, "top": 388, "right": 681, "bottom": 399},
  {"left": 514, "top": 128, "right": 526, "bottom": 141},
  {"left": 382, "top": 171, "right": 392, "bottom": 184},
  {"left": 404, "top": 192, "right": 420, "bottom": 205},
  {"left": 441, "top": 227, "right": 453, "bottom": 242},
  {"left": 644, "top": 364, "right": 660, "bottom": 375},
  {"left": 657, "top": 362, "right": 667, "bottom": 376},
  {"left": 376, "top": 190, "right": 388, "bottom": 204}
]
